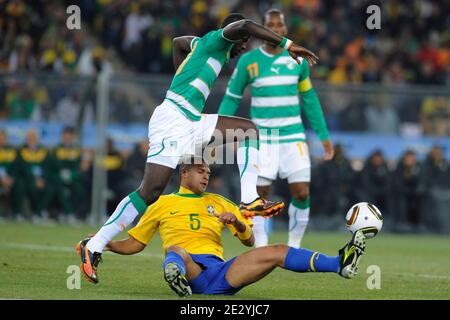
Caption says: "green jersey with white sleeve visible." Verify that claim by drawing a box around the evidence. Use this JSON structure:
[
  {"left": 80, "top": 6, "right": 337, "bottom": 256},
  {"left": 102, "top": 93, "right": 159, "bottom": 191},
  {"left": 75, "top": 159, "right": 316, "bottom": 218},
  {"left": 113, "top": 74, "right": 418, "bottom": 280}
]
[
  {"left": 165, "top": 29, "right": 235, "bottom": 121},
  {"left": 219, "top": 46, "right": 329, "bottom": 143}
]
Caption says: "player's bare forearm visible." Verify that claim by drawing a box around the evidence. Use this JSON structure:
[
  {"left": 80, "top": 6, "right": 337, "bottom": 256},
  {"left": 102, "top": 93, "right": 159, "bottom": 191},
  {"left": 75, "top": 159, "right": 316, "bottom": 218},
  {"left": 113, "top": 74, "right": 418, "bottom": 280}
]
[
  {"left": 223, "top": 20, "right": 282, "bottom": 45},
  {"left": 105, "top": 237, "right": 145, "bottom": 255},
  {"left": 214, "top": 211, "right": 254, "bottom": 247},
  {"left": 235, "top": 222, "right": 255, "bottom": 247},
  {"left": 223, "top": 20, "right": 318, "bottom": 65},
  {"left": 172, "top": 36, "right": 195, "bottom": 70}
]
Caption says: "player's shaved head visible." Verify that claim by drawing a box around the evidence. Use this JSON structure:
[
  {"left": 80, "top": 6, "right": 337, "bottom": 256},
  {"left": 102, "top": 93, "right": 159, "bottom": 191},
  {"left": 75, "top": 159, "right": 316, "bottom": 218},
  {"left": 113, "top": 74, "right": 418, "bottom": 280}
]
[
  {"left": 262, "top": 9, "right": 286, "bottom": 25},
  {"left": 221, "top": 13, "right": 246, "bottom": 28},
  {"left": 179, "top": 157, "right": 211, "bottom": 194},
  {"left": 179, "top": 156, "right": 209, "bottom": 172}
]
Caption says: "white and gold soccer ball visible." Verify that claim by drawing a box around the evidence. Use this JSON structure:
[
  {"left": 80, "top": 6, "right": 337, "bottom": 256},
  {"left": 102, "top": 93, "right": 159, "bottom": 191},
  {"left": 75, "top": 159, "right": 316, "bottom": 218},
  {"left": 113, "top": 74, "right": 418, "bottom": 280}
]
[{"left": 345, "top": 202, "right": 383, "bottom": 238}]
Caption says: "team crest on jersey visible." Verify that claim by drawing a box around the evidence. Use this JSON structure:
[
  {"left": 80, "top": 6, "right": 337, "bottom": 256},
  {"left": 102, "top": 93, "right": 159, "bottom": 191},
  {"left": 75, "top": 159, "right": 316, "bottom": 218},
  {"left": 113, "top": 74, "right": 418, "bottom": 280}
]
[
  {"left": 287, "top": 60, "right": 296, "bottom": 70},
  {"left": 273, "top": 56, "right": 298, "bottom": 70},
  {"left": 207, "top": 205, "right": 215, "bottom": 216},
  {"left": 169, "top": 141, "right": 177, "bottom": 149}
]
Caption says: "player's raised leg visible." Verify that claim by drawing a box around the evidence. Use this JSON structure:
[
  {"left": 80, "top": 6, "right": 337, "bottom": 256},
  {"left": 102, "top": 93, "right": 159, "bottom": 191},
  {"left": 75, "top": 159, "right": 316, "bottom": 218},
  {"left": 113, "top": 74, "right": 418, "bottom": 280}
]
[
  {"left": 225, "top": 230, "right": 366, "bottom": 289},
  {"left": 214, "top": 115, "right": 285, "bottom": 218},
  {"left": 77, "top": 163, "right": 174, "bottom": 283}
]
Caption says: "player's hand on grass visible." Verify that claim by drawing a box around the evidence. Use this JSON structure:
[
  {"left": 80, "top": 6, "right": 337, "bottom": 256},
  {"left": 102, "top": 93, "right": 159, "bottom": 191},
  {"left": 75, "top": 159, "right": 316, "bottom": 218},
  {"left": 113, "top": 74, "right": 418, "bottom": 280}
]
[
  {"left": 288, "top": 44, "right": 319, "bottom": 66},
  {"left": 322, "top": 140, "right": 335, "bottom": 161}
]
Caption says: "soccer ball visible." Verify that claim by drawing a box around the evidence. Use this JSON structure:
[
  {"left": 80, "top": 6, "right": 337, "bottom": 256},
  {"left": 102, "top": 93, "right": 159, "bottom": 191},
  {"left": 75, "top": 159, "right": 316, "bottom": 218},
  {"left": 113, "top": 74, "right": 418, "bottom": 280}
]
[{"left": 345, "top": 202, "right": 383, "bottom": 238}]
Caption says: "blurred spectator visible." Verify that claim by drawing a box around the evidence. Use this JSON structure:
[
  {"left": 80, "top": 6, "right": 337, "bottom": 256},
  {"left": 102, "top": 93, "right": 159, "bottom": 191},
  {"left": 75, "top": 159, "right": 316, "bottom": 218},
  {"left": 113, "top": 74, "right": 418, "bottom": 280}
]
[
  {"left": 55, "top": 91, "right": 81, "bottom": 127},
  {"left": 125, "top": 139, "right": 148, "bottom": 191},
  {"left": 422, "top": 145, "right": 450, "bottom": 189},
  {"left": 315, "top": 144, "right": 356, "bottom": 216},
  {"left": 421, "top": 145, "right": 450, "bottom": 232},
  {"left": 365, "top": 96, "right": 400, "bottom": 134},
  {"left": 77, "top": 148, "right": 94, "bottom": 220},
  {"left": 16, "top": 129, "right": 51, "bottom": 223},
  {"left": 5, "top": 80, "right": 35, "bottom": 120},
  {"left": 392, "top": 150, "right": 425, "bottom": 232},
  {"left": 420, "top": 96, "right": 450, "bottom": 136},
  {"left": 40, "top": 127, "right": 82, "bottom": 224},
  {"left": 0, "top": 129, "right": 22, "bottom": 219},
  {"left": 104, "top": 137, "right": 127, "bottom": 215},
  {"left": 8, "top": 34, "right": 36, "bottom": 72},
  {"left": 360, "top": 150, "right": 391, "bottom": 215},
  {"left": 338, "top": 99, "right": 367, "bottom": 132},
  {"left": 77, "top": 46, "right": 113, "bottom": 76}
]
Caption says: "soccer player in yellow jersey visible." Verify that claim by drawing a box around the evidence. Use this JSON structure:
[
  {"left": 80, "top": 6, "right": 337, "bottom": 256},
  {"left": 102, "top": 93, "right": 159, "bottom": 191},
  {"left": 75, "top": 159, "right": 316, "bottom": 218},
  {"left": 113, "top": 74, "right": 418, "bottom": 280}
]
[{"left": 103, "top": 158, "right": 367, "bottom": 297}]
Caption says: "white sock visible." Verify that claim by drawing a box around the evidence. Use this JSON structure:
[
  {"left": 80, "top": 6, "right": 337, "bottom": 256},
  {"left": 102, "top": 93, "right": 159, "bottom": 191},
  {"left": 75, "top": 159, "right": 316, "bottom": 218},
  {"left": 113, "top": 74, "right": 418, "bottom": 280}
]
[
  {"left": 237, "top": 143, "right": 260, "bottom": 203},
  {"left": 253, "top": 216, "right": 268, "bottom": 247},
  {"left": 287, "top": 202, "right": 310, "bottom": 248},
  {"left": 87, "top": 196, "right": 140, "bottom": 253}
]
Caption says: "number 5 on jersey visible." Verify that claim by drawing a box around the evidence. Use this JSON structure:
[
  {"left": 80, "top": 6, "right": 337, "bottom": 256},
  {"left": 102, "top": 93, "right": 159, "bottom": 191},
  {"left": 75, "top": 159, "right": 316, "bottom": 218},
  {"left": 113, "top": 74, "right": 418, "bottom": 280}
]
[{"left": 189, "top": 213, "right": 201, "bottom": 230}]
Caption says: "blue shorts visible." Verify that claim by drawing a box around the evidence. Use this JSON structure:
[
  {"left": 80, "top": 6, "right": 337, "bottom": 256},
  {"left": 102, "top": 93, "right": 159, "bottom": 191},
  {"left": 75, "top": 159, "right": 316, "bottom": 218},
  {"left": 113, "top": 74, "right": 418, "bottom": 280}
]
[{"left": 188, "top": 254, "right": 241, "bottom": 295}]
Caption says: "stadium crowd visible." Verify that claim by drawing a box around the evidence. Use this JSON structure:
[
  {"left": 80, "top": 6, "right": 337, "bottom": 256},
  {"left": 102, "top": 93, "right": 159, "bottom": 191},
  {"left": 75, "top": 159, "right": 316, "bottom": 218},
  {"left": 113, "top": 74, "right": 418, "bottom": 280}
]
[
  {"left": 1, "top": 0, "right": 449, "bottom": 84},
  {"left": 1, "top": 1, "right": 449, "bottom": 136},
  {"left": 1, "top": 127, "right": 449, "bottom": 234},
  {"left": 1, "top": 73, "right": 449, "bottom": 137}
]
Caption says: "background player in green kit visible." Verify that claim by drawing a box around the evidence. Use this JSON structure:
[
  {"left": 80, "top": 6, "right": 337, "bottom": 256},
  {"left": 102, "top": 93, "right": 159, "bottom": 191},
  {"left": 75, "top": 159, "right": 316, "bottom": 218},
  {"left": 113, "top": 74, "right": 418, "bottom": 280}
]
[
  {"left": 219, "top": 10, "right": 334, "bottom": 248},
  {"left": 77, "top": 13, "right": 319, "bottom": 284}
]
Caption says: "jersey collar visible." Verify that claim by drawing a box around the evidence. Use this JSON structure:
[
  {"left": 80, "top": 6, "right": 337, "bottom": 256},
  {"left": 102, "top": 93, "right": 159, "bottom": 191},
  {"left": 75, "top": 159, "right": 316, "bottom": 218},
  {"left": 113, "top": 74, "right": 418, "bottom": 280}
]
[
  {"left": 259, "top": 46, "right": 284, "bottom": 58},
  {"left": 174, "top": 186, "right": 204, "bottom": 198}
]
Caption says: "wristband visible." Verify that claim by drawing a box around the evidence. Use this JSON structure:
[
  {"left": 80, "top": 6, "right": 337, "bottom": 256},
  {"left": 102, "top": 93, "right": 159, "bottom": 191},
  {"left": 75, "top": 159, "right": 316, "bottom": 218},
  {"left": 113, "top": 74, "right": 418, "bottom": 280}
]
[
  {"left": 237, "top": 225, "right": 253, "bottom": 241},
  {"left": 279, "top": 37, "right": 293, "bottom": 50}
]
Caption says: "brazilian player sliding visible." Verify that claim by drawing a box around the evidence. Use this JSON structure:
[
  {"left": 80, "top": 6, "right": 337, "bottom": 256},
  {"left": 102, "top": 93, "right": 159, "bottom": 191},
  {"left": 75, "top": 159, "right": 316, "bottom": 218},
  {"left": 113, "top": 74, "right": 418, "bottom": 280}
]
[
  {"left": 103, "top": 159, "right": 367, "bottom": 297},
  {"left": 77, "top": 13, "right": 319, "bottom": 284}
]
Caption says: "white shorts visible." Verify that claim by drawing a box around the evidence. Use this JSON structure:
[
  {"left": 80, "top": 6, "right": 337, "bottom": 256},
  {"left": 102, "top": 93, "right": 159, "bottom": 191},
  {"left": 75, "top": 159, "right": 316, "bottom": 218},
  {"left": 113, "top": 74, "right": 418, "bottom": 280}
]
[
  {"left": 147, "top": 100, "right": 218, "bottom": 169},
  {"left": 257, "top": 141, "right": 311, "bottom": 186}
]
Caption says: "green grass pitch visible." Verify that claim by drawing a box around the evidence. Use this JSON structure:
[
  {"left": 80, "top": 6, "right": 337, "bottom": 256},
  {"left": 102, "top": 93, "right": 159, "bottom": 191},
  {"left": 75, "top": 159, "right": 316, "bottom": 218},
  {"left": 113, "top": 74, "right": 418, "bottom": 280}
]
[{"left": 0, "top": 222, "right": 449, "bottom": 300}]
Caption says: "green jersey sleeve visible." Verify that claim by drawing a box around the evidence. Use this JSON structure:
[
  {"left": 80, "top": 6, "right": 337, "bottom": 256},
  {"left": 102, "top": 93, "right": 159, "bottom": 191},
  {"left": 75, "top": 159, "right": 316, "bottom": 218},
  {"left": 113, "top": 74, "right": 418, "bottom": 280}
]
[
  {"left": 298, "top": 59, "right": 330, "bottom": 141},
  {"left": 190, "top": 37, "right": 200, "bottom": 50},
  {"left": 204, "top": 29, "right": 235, "bottom": 53},
  {"left": 218, "top": 56, "right": 250, "bottom": 115}
]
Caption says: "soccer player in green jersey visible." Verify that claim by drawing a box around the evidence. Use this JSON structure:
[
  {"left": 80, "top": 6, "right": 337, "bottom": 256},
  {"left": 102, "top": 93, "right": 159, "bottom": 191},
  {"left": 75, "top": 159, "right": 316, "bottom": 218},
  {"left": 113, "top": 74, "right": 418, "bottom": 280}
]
[
  {"left": 77, "top": 13, "right": 319, "bottom": 284},
  {"left": 219, "top": 10, "right": 334, "bottom": 248}
]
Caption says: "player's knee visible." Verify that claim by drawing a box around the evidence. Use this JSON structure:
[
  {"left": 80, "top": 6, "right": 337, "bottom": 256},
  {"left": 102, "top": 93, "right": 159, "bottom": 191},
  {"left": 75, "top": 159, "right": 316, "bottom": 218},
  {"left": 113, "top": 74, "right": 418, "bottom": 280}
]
[
  {"left": 257, "top": 187, "right": 270, "bottom": 200},
  {"left": 166, "top": 245, "right": 189, "bottom": 262},
  {"left": 293, "top": 187, "right": 309, "bottom": 202},
  {"left": 267, "top": 244, "right": 290, "bottom": 265},
  {"left": 137, "top": 185, "right": 164, "bottom": 205}
]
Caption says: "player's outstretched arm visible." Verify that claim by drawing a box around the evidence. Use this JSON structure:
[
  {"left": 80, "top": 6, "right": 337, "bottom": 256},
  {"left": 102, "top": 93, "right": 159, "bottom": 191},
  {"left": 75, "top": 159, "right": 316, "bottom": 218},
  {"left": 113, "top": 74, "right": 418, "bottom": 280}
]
[
  {"left": 222, "top": 19, "right": 319, "bottom": 66},
  {"left": 172, "top": 36, "right": 196, "bottom": 70},
  {"left": 104, "top": 237, "right": 146, "bottom": 255}
]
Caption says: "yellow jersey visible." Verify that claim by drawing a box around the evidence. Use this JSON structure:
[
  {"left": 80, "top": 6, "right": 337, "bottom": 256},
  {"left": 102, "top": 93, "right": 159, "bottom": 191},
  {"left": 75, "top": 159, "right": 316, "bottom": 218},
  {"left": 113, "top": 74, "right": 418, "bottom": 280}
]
[{"left": 128, "top": 186, "right": 253, "bottom": 260}]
